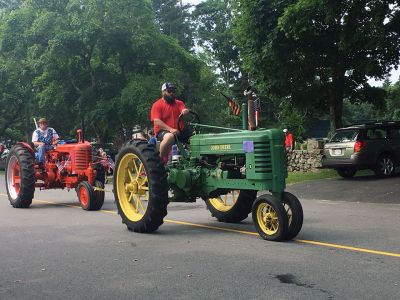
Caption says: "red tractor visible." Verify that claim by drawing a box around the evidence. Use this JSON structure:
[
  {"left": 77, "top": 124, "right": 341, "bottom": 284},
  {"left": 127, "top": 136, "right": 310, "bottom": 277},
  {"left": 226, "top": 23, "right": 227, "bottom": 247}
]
[{"left": 5, "top": 130, "right": 106, "bottom": 210}]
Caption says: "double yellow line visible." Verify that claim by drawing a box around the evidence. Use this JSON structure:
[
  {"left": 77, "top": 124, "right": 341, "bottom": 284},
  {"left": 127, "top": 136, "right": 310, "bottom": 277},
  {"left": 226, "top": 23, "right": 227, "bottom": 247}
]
[{"left": 1, "top": 194, "right": 400, "bottom": 258}]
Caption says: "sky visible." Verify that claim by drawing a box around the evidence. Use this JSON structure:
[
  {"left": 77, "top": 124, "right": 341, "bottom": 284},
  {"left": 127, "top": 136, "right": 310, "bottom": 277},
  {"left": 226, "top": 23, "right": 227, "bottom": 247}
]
[
  {"left": 183, "top": 0, "right": 399, "bottom": 85},
  {"left": 183, "top": 0, "right": 204, "bottom": 4}
]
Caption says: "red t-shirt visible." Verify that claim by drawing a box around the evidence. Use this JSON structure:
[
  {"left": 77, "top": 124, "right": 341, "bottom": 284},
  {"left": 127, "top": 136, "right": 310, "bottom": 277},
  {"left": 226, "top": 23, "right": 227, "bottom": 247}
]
[
  {"left": 150, "top": 98, "right": 187, "bottom": 135},
  {"left": 285, "top": 133, "right": 294, "bottom": 148}
]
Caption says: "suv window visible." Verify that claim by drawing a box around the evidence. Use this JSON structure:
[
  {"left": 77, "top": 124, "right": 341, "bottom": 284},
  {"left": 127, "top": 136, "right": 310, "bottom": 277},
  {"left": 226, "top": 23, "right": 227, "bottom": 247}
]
[
  {"left": 389, "top": 127, "right": 400, "bottom": 139},
  {"left": 365, "top": 128, "right": 387, "bottom": 140},
  {"left": 330, "top": 129, "right": 358, "bottom": 143}
]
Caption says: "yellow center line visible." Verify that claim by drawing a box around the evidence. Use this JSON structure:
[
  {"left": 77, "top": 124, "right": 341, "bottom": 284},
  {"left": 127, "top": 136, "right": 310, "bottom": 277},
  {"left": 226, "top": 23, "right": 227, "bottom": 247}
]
[{"left": 1, "top": 193, "right": 400, "bottom": 258}]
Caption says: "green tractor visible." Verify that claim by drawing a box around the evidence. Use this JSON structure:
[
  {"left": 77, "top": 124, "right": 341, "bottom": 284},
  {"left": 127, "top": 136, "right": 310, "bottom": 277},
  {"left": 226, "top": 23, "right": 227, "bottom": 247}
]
[{"left": 113, "top": 94, "right": 303, "bottom": 241}]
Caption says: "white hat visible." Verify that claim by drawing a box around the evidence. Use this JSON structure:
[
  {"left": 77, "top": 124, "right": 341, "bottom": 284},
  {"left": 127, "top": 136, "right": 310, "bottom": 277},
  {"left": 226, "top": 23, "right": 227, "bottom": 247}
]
[
  {"left": 283, "top": 129, "right": 288, "bottom": 133},
  {"left": 161, "top": 82, "right": 176, "bottom": 92}
]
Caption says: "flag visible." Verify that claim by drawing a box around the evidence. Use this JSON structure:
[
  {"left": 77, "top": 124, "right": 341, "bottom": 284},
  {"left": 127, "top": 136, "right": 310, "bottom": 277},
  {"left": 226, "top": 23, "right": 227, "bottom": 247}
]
[{"left": 221, "top": 93, "right": 241, "bottom": 116}]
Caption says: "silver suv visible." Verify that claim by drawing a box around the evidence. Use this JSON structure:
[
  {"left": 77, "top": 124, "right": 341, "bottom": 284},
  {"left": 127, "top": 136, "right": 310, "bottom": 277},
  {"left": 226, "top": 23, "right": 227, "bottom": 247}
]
[{"left": 322, "top": 122, "right": 400, "bottom": 178}]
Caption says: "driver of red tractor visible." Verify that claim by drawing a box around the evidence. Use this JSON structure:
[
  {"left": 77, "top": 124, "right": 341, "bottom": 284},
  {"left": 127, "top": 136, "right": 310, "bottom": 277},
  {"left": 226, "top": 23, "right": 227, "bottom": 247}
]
[
  {"left": 150, "top": 82, "right": 189, "bottom": 160},
  {"left": 32, "top": 118, "right": 59, "bottom": 164}
]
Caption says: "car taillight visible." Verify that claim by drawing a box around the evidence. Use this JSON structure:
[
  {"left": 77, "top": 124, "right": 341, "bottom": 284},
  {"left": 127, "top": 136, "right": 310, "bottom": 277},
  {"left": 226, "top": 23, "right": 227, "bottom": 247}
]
[{"left": 354, "top": 141, "right": 366, "bottom": 153}]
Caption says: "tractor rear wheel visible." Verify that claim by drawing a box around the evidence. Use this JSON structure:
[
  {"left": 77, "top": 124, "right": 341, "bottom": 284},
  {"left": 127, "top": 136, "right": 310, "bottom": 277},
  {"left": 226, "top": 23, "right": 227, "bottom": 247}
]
[
  {"left": 5, "top": 145, "right": 35, "bottom": 208},
  {"left": 113, "top": 140, "right": 168, "bottom": 233},
  {"left": 252, "top": 194, "right": 288, "bottom": 241},
  {"left": 205, "top": 190, "right": 257, "bottom": 223},
  {"left": 281, "top": 192, "right": 303, "bottom": 240}
]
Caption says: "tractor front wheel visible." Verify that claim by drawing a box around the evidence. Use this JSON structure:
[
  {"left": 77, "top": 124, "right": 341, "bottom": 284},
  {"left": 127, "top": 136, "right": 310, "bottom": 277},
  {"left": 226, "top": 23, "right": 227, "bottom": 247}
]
[
  {"left": 113, "top": 140, "right": 168, "bottom": 233},
  {"left": 205, "top": 190, "right": 257, "bottom": 223},
  {"left": 5, "top": 145, "right": 35, "bottom": 208},
  {"left": 77, "top": 181, "right": 103, "bottom": 211},
  {"left": 252, "top": 194, "right": 288, "bottom": 241}
]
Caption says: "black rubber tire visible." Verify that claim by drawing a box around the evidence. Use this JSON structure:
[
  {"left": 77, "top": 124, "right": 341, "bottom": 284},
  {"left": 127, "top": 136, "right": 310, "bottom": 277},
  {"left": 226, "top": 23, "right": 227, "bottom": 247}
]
[
  {"left": 281, "top": 192, "right": 303, "bottom": 240},
  {"left": 374, "top": 154, "right": 395, "bottom": 178},
  {"left": 337, "top": 168, "right": 357, "bottom": 178},
  {"left": 205, "top": 190, "right": 257, "bottom": 223},
  {"left": 113, "top": 140, "right": 168, "bottom": 233},
  {"left": 5, "top": 145, "right": 35, "bottom": 208},
  {"left": 252, "top": 194, "right": 288, "bottom": 241},
  {"left": 77, "top": 181, "right": 95, "bottom": 211},
  {"left": 92, "top": 180, "right": 105, "bottom": 211}
]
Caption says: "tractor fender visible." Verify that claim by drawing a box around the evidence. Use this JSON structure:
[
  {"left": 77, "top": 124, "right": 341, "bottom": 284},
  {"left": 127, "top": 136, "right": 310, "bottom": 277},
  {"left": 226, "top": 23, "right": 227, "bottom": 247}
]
[{"left": 16, "top": 142, "right": 35, "bottom": 158}]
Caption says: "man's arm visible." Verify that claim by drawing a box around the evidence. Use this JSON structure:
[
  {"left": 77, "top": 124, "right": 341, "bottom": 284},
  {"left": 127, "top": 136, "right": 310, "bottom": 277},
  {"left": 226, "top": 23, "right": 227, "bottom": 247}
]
[
  {"left": 32, "top": 131, "right": 44, "bottom": 147},
  {"left": 52, "top": 130, "right": 60, "bottom": 145},
  {"left": 154, "top": 119, "right": 179, "bottom": 135}
]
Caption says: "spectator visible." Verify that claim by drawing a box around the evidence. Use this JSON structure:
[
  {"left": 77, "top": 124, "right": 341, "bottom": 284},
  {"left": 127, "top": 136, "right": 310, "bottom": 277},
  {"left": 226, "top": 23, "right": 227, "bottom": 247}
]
[
  {"left": 132, "top": 125, "right": 147, "bottom": 140},
  {"left": 148, "top": 129, "right": 156, "bottom": 145},
  {"left": 283, "top": 128, "right": 295, "bottom": 151}
]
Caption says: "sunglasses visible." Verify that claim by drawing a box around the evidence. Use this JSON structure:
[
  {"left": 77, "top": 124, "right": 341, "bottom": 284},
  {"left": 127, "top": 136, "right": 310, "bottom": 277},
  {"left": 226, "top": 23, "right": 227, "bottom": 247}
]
[{"left": 166, "top": 89, "right": 176, "bottom": 94}]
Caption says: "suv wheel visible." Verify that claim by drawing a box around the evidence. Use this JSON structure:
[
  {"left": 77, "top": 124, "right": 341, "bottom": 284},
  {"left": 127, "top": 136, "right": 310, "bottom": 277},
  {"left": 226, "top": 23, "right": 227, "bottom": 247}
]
[
  {"left": 337, "top": 168, "right": 357, "bottom": 178},
  {"left": 374, "top": 155, "right": 395, "bottom": 178}
]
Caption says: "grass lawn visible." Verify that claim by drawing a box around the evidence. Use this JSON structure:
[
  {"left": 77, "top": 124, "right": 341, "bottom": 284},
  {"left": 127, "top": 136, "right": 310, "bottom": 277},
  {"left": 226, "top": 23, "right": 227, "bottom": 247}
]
[
  {"left": 286, "top": 169, "right": 376, "bottom": 185},
  {"left": 287, "top": 169, "right": 338, "bottom": 185}
]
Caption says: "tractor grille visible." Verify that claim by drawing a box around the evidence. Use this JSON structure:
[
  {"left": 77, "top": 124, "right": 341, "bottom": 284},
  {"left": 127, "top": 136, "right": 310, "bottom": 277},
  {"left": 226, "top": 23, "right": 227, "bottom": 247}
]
[
  {"left": 75, "top": 148, "right": 92, "bottom": 171},
  {"left": 254, "top": 141, "right": 272, "bottom": 173}
]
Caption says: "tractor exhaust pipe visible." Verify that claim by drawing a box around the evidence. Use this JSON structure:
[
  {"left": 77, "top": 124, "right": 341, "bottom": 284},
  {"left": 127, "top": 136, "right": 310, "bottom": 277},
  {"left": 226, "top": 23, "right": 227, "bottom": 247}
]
[{"left": 244, "top": 86, "right": 257, "bottom": 131}]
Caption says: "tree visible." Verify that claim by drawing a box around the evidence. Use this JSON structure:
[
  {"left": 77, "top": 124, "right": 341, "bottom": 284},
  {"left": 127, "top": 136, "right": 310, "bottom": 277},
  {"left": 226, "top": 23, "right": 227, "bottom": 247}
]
[
  {"left": 192, "top": 0, "right": 241, "bottom": 88},
  {"left": 0, "top": 0, "right": 22, "bottom": 11},
  {"left": 0, "top": 0, "right": 220, "bottom": 143},
  {"left": 0, "top": 5, "right": 37, "bottom": 141},
  {"left": 234, "top": 0, "right": 400, "bottom": 130},
  {"left": 379, "top": 79, "right": 400, "bottom": 120},
  {"left": 152, "top": 0, "right": 194, "bottom": 51}
]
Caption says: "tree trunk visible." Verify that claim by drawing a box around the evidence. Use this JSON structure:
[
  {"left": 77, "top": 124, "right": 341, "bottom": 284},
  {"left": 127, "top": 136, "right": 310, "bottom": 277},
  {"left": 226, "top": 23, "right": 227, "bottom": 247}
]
[
  {"left": 329, "top": 96, "right": 343, "bottom": 131},
  {"left": 328, "top": 66, "right": 345, "bottom": 131}
]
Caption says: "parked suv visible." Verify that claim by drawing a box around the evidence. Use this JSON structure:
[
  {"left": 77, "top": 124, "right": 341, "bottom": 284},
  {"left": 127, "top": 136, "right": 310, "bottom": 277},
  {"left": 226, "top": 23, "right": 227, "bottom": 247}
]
[{"left": 322, "top": 122, "right": 400, "bottom": 178}]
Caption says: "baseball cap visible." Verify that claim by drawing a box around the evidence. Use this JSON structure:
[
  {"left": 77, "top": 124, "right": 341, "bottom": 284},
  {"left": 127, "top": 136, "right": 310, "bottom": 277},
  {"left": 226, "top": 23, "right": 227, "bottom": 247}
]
[
  {"left": 283, "top": 129, "right": 288, "bottom": 133},
  {"left": 161, "top": 82, "right": 176, "bottom": 92}
]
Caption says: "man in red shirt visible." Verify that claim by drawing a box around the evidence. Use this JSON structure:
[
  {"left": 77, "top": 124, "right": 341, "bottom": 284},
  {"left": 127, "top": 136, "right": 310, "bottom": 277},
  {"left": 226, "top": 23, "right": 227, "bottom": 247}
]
[
  {"left": 150, "top": 82, "right": 189, "bottom": 159},
  {"left": 283, "top": 128, "right": 295, "bottom": 151}
]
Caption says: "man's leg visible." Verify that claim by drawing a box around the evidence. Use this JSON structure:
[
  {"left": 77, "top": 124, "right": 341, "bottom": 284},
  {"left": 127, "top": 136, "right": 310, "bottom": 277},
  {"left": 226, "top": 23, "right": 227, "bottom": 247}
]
[
  {"left": 159, "top": 132, "right": 175, "bottom": 158},
  {"left": 37, "top": 145, "right": 53, "bottom": 164},
  {"left": 37, "top": 145, "right": 46, "bottom": 163}
]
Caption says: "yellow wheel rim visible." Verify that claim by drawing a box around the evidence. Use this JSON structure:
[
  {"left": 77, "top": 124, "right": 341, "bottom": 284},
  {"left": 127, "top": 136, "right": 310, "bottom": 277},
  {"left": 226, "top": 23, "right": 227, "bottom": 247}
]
[
  {"left": 256, "top": 203, "right": 279, "bottom": 235},
  {"left": 209, "top": 190, "right": 239, "bottom": 212},
  {"left": 116, "top": 153, "right": 149, "bottom": 222}
]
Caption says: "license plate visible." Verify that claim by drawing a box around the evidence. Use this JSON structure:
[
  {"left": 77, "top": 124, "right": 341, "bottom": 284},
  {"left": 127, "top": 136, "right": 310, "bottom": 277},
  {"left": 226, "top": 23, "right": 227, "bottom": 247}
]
[{"left": 333, "top": 149, "right": 342, "bottom": 155}]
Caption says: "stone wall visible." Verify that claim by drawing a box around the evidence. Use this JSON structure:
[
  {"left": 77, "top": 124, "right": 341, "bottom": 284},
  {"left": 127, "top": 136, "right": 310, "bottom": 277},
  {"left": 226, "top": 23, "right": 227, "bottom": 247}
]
[{"left": 286, "top": 139, "right": 325, "bottom": 172}]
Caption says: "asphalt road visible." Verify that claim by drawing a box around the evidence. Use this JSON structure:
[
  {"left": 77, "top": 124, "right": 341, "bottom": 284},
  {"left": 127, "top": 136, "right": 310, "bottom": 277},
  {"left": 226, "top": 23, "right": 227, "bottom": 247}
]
[{"left": 0, "top": 174, "right": 399, "bottom": 300}]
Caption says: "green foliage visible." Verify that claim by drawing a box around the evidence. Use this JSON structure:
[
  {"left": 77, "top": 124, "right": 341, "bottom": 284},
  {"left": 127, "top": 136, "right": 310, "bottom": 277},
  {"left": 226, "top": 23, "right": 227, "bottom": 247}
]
[
  {"left": 0, "top": 0, "right": 22, "bottom": 10},
  {"left": 152, "top": 0, "right": 194, "bottom": 51},
  {"left": 192, "top": 0, "right": 241, "bottom": 88},
  {"left": 342, "top": 78, "right": 400, "bottom": 124},
  {"left": 233, "top": 0, "right": 400, "bottom": 130},
  {"left": 276, "top": 101, "right": 307, "bottom": 142},
  {"left": 0, "top": 0, "right": 218, "bottom": 143},
  {"left": 382, "top": 80, "right": 400, "bottom": 120}
]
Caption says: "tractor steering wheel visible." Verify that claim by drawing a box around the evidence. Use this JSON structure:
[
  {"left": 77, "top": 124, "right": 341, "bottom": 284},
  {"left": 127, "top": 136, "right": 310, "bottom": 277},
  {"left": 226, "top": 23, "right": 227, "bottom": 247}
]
[{"left": 177, "top": 110, "right": 200, "bottom": 141}]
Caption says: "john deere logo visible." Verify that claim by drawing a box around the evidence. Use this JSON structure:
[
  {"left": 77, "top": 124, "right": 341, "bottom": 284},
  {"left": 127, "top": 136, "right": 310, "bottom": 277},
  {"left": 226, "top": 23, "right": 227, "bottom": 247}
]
[{"left": 211, "top": 144, "right": 232, "bottom": 151}]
